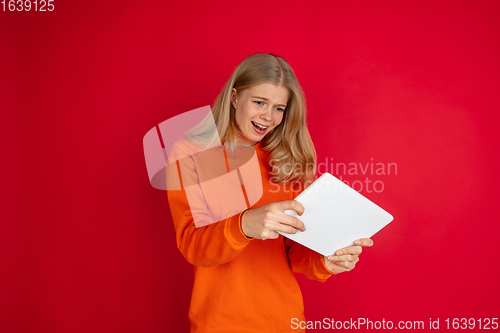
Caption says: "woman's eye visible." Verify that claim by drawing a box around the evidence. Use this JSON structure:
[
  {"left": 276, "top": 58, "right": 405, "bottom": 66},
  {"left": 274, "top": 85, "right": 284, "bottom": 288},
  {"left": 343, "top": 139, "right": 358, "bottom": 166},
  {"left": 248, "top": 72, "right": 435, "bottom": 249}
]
[{"left": 254, "top": 100, "right": 284, "bottom": 112}]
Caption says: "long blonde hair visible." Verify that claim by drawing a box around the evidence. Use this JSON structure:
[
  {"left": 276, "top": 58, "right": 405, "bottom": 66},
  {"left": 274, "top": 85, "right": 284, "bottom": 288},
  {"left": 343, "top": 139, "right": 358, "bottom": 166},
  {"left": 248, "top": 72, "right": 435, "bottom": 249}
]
[{"left": 187, "top": 53, "right": 317, "bottom": 187}]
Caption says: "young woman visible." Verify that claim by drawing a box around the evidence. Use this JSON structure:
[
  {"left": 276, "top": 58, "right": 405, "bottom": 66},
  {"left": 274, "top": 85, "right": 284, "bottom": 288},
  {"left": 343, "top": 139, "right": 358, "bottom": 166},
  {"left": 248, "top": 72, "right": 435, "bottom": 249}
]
[{"left": 166, "top": 53, "right": 373, "bottom": 333}]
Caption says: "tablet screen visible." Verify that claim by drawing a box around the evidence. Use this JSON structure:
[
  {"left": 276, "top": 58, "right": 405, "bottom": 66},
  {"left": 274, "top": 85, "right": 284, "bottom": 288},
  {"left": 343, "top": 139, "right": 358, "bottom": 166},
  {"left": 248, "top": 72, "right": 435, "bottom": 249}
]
[{"left": 280, "top": 173, "right": 394, "bottom": 256}]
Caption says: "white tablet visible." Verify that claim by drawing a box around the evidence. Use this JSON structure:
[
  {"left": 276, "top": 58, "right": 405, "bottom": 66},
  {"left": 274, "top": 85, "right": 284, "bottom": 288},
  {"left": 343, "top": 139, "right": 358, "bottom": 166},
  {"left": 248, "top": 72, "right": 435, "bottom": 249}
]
[{"left": 279, "top": 173, "right": 393, "bottom": 256}]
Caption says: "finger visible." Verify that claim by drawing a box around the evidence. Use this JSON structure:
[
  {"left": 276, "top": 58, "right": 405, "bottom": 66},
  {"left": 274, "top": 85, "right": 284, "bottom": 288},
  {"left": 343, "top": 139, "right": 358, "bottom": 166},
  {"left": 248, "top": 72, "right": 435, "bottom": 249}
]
[
  {"left": 278, "top": 214, "right": 306, "bottom": 232},
  {"left": 271, "top": 222, "right": 300, "bottom": 235},
  {"left": 354, "top": 238, "right": 374, "bottom": 247},
  {"left": 342, "top": 261, "right": 356, "bottom": 271},
  {"left": 277, "top": 200, "right": 305, "bottom": 216},
  {"left": 326, "top": 254, "right": 360, "bottom": 263},
  {"left": 334, "top": 246, "right": 362, "bottom": 256},
  {"left": 325, "top": 260, "right": 355, "bottom": 273},
  {"left": 325, "top": 262, "right": 348, "bottom": 274},
  {"left": 330, "top": 259, "right": 356, "bottom": 270},
  {"left": 261, "top": 229, "right": 280, "bottom": 240},
  {"left": 268, "top": 230, "right": 280, "bottom": 239}
]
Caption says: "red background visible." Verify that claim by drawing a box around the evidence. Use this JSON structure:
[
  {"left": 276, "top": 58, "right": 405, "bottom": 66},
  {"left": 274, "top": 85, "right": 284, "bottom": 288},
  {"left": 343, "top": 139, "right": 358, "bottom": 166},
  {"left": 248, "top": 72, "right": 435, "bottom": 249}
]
[{"left": 1, "top": 0, "right": 499, "bottom": 332}]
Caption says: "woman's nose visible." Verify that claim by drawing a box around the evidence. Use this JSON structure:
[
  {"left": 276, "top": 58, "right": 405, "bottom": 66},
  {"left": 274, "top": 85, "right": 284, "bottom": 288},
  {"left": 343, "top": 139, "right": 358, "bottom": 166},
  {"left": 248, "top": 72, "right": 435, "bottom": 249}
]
[{"left": 260, "top": 107, "right": 272, "bottom": 121}]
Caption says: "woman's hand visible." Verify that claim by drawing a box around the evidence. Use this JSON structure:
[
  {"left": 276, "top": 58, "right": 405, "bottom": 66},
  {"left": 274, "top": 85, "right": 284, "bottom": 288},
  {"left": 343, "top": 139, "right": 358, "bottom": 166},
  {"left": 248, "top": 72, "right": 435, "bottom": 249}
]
[
  {"left": 241, "top": 200, "right": 306, "bottom": 240},
  {"left": 323, "top": 238, "right": 374, "bottom": 274}
]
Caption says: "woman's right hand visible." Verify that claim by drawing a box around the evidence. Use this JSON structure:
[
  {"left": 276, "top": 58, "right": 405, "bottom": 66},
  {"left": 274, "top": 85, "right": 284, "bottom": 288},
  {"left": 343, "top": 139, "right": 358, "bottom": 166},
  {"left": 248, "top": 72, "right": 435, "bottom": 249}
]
[{"left": 240, "top": 200, "right": 306, "bottom": 240}]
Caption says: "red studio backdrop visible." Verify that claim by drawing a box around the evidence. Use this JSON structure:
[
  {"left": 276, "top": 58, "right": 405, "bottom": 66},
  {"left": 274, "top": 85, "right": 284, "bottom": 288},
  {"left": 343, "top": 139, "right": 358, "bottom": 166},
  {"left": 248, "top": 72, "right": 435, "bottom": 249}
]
[{"left": 1, "top": 1, "right": 499, "bottom": 332}]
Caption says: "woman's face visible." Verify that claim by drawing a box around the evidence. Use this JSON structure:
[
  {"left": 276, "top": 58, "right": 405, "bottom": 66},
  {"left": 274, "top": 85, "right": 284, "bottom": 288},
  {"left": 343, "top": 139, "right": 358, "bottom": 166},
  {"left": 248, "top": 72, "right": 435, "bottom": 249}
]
[{"left": 231, "top": 83, "right": 289, "bottom": 144}]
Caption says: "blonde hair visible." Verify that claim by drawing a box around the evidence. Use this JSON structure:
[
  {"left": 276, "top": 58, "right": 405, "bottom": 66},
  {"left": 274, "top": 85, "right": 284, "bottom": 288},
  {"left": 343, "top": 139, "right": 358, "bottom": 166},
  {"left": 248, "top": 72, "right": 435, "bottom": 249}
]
[{"left": 187, "top": 53, "right": 317, "bottom": 187}]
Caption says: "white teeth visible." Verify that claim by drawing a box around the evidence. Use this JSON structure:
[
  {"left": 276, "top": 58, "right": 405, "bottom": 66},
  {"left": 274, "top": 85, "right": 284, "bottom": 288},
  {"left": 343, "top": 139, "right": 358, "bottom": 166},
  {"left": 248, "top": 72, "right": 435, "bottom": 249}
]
[{"left": 252, "top": 121, "right": 268, "bottom": 130}]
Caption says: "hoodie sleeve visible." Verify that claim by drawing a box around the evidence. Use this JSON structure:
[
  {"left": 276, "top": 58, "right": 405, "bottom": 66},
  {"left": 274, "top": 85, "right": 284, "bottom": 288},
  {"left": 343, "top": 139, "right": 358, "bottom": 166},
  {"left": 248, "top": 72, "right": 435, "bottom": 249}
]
[{"left": 166, "top": 142, "right": 253, "bottom": 267}]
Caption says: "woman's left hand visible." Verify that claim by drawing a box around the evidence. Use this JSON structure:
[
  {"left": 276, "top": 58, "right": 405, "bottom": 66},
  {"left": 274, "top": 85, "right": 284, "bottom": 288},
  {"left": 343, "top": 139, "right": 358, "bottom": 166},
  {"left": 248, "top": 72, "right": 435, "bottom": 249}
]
[{"left": 323, "top": 238, "right": 374, "bottom": 274}]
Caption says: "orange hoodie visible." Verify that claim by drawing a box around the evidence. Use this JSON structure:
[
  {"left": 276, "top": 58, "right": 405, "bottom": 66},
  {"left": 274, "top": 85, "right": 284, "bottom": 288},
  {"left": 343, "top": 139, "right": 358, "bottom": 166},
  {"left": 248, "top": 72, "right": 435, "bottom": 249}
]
[{"left": 167, "top": 140, "right": 334, "bottom": 333}]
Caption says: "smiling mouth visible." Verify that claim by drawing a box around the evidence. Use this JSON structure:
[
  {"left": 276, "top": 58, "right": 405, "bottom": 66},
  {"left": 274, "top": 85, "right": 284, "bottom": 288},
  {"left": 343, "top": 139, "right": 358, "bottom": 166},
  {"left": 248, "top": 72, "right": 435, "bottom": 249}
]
[{"left": 251, "top": 121, "right": 269, "bottom": 131}]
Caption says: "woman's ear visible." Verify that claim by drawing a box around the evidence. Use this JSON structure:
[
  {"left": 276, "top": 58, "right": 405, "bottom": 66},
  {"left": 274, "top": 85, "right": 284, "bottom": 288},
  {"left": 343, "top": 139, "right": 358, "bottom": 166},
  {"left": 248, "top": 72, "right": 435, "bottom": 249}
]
[{"left": 231, "top": 88, "right": 237, "bottom": 108}]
